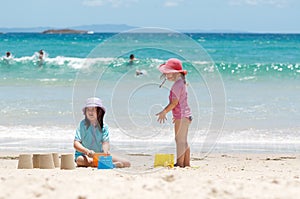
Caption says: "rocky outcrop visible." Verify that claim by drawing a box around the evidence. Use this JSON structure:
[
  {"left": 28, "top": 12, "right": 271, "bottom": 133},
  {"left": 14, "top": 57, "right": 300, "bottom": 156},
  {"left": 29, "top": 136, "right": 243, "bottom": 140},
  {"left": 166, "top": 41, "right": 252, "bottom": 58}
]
[{"left": 42, "top": 29, "right": 88, "bottom": 34}]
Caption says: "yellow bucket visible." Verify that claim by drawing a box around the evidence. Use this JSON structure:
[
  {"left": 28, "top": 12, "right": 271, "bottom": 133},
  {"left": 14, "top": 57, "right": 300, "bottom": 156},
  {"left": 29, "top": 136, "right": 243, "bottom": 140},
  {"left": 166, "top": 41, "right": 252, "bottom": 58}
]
[{"left": 154, "top": 154, "right": 174, "bottom": 168}]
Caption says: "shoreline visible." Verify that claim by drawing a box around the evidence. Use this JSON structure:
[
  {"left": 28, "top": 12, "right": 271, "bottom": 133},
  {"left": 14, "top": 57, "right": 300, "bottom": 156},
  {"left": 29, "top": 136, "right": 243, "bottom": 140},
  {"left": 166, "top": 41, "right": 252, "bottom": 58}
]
[
  {"left": 1, "top": 152, "right": 299, "bottom": 199},
  {"left": 1, "top": 141, "right": 299, "bottom": 155}
]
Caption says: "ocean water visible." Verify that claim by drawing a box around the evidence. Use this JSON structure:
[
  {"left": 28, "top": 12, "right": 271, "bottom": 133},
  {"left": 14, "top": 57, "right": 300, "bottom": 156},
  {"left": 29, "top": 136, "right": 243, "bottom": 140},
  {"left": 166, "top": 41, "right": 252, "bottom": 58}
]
[{"left": 0, "top": 30, "right": 299, "bottom": 154}]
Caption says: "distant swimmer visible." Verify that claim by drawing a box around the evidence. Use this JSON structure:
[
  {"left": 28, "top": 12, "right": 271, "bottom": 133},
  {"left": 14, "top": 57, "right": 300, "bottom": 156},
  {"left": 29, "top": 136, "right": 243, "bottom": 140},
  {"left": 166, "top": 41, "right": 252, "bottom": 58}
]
[
  {"left": 129, "top": 54, "right": 135, "bottom": 63},
  {"left": 38, "top": 49, "right": 44, "bottom": 60},
  {"left": 38, "top": 49, "right": 45, "bottom": 67},
  {"left": 2, "top": 51, "right": 13, "bottom": 65},
  {"left": 6, "top": 51, "right": 12, "bottom": 58},
  {"left": 135, "top": 69, "right": 148, "bottom": 76}
]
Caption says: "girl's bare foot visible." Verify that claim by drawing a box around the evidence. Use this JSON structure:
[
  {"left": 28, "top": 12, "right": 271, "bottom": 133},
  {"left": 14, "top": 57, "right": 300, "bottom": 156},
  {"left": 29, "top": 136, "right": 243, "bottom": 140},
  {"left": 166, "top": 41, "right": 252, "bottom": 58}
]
[{"left": 113, "top": 162, "right": 124, "bottom": 168}]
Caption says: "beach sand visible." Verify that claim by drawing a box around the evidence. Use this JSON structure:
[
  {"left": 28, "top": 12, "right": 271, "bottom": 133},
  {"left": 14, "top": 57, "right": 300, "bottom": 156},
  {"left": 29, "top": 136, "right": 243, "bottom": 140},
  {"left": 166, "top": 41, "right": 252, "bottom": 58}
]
[{"left": 0, "top": 152, "right": 300, "bottom": 199}]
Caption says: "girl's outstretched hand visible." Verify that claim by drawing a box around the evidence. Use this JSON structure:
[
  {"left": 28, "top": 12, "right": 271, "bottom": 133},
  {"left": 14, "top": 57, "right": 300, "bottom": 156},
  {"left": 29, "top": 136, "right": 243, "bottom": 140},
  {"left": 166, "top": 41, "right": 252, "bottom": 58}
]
[{"left": 156, "top": 110, "right": 167, "bottom": 123}]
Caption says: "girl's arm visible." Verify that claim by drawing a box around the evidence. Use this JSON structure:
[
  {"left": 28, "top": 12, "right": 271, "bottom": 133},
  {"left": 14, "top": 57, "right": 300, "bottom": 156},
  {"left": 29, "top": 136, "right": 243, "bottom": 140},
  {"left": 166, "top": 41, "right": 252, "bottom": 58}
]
[
  {"left": 156, "top": 98, "right": 179, "bottom": 123},
  {"left": 102, "top": 142, "right": 110, "bottom": 154},
  {"left": 73, "top": 140, "right": 95, "bottom": 157}
]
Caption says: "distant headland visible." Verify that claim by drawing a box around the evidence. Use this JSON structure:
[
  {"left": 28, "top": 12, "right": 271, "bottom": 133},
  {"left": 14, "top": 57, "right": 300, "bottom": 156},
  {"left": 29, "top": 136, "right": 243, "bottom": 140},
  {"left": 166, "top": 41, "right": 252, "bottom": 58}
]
[
  {"left": 0, "top": 24, "right": 138, "bottom": 33},
  {"left": 42, "top": 29, "right": 87, "bottom": 34}
]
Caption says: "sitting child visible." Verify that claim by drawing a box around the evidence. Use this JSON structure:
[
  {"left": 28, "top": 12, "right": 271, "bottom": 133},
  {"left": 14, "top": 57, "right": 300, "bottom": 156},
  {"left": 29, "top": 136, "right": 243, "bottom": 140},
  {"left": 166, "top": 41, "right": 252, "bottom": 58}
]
[{"left": 74, "top": 97, "right": 130, "bottom": 168}]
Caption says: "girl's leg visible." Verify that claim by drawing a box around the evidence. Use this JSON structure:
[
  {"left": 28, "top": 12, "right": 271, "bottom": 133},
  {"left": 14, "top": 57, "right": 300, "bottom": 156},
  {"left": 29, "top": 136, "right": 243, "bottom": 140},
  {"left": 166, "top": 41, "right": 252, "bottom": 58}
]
[
  {"left": 174, "top": 118, "right": 190, "bottom": 167},
  {"left": 184, "top": 146, "right": 191, "bottom": 167},
  {"left": 111, "top": 153, "right": 131, "bottom": 168},
  {"left": 75, "top": 155, "right": 93, "bottom": 167}
]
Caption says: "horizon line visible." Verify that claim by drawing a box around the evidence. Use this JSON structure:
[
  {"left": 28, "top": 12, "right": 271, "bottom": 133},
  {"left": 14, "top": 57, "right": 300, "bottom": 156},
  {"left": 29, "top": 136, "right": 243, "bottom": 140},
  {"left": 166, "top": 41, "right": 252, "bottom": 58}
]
[{"left": 0, "top": 24, "right": 299, "bottom": 34}]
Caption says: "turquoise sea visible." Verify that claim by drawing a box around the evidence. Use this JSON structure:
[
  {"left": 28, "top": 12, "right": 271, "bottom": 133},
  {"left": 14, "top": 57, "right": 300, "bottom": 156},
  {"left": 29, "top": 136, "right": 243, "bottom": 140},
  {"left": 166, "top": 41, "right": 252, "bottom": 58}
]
[{"left": 0, "top": 29, "right": 299, "bottom": 154}]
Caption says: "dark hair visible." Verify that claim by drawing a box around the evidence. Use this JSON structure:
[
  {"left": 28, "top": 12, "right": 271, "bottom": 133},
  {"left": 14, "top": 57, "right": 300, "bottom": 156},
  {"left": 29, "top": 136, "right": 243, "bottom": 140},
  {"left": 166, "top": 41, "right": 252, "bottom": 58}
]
[
  {"left": 129, "top": 54, "right": 134, "bottom": 59},
  {"left": 180, "top": 72, "right": 187, "bottom": 84},
  {"left": 84, "top": 107, "right": 105, "bottom": 129}
]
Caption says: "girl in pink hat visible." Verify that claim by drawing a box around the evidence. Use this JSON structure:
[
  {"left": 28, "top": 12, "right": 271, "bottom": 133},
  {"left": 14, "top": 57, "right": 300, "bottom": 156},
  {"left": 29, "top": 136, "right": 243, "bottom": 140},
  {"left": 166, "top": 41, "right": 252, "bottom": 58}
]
[
  {"left": 156, "top": 58, "right": 192, "bottom": 168},
  {"left": 74, "top": 97, "right": 130, "bottom": 168}
]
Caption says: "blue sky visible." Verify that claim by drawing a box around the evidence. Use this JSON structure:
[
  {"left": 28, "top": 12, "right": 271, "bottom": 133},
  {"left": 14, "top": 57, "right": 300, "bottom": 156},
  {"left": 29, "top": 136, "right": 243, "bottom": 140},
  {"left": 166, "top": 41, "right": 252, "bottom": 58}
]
[{"left": 1, "top": 0, "right": 299, "bottom": 33}]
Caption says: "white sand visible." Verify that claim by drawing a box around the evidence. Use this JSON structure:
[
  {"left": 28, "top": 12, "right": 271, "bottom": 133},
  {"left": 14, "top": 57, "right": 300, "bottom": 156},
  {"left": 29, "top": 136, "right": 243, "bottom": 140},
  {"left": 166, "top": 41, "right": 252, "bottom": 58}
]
[{"left": 0, "top": 152, "right": 300, "bottom": 199}]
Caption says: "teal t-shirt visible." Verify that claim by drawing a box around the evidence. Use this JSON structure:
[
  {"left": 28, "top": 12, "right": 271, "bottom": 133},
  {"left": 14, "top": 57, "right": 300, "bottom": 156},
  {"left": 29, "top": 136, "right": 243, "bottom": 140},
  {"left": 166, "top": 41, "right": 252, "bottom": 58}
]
[{"left": 74, "top": 119, "right": 109, "bottom": 159}]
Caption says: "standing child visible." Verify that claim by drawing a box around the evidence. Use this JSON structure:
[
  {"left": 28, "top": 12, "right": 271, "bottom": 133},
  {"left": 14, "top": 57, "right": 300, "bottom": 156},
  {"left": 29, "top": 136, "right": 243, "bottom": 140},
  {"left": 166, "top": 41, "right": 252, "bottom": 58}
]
[
  {"left": 156, "top": 58, "right": 192, "bottom": 168},
  {"left": 74, "top": 97, "right": 130, "bottom": 168}
]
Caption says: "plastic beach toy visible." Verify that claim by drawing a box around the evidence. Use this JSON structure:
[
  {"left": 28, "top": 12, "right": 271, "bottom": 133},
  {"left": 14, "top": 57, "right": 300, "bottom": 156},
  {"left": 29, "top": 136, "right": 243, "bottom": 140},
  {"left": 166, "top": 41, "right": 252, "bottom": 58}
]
[
  {"left": 98, "top": 155, "right": 114, "bottom": 169},
  {"left": 154, "top": 154, "right": 174, "bottom": 168},
  {"left": 93, "top": 153, "right": 109, "bottom": 167}
]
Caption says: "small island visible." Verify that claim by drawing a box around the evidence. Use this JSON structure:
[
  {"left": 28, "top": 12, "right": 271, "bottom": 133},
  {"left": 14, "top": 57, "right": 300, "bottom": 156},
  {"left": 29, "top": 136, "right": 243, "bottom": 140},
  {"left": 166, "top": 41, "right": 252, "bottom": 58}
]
[{"left": 42, "top": 29, "right": 88, "bottom": 34}]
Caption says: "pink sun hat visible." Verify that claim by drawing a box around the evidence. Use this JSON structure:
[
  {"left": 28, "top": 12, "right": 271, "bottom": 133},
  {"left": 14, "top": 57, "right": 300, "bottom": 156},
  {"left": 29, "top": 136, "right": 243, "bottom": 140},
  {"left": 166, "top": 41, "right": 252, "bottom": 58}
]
[
  {"left": 82, "top": 97, "right": 106, "bottom": 113},
  {"left": 158, "top": 58, "right": 187, "bottom": 75}
]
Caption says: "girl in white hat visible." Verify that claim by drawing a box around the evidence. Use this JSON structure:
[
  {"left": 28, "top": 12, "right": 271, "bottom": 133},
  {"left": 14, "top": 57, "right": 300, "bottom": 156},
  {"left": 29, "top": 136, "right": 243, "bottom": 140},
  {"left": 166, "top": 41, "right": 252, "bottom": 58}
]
[{"left": 74, "top": 97, "right": 130, "bottom": 168}]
